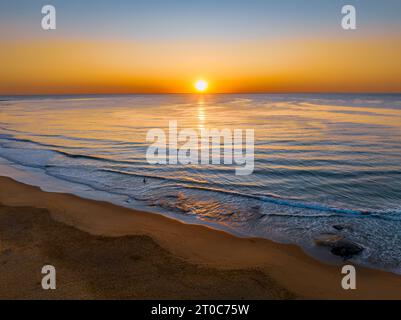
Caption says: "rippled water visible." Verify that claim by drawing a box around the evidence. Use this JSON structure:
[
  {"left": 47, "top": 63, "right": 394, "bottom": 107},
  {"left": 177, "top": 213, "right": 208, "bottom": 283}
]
[{"left": 1, "top": 94, "right": 401, "bottom": 273}]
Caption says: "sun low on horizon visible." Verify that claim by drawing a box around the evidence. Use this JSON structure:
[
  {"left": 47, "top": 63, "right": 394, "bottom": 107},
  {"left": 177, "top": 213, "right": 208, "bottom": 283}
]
[
  {"left": 195, "top": 80, "right": 208, "bottom": 93},
  {"left": 1, "top": 1, "right": 401, "bottom": 95}
]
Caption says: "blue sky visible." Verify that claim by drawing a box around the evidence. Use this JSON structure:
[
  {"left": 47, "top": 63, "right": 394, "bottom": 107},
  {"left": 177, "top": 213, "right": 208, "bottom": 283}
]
[{"left": 1, "top": 0, "right": 400, "bottom": 41}]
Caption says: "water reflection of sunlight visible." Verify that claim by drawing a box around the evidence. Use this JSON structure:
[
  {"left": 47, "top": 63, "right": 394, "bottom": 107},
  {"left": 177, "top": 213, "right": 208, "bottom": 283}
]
[{"left": 197, "top": 96, "right": 206, "bottom": 129}]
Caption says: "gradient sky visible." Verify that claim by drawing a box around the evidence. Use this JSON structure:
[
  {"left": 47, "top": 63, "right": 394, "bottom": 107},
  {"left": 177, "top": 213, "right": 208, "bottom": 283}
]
[{"left": 1, "top": 0, "right": 401, "bottom": 94}]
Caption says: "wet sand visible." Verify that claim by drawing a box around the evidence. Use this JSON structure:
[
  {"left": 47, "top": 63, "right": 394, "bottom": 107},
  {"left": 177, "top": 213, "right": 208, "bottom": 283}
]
[{"left": 0, "top": 176, "right": 400, "bottom": 299}]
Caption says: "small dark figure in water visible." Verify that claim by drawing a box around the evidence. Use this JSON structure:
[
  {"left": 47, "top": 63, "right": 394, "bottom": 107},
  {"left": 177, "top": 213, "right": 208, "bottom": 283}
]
[{"left": 143, "top": 178, "right": 147, "bottom": 184}]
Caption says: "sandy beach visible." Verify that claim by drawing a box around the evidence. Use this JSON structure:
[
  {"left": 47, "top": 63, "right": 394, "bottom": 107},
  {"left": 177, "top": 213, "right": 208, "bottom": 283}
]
[{"left": 0, "top": 176, "right": 400, "bottom": 300}]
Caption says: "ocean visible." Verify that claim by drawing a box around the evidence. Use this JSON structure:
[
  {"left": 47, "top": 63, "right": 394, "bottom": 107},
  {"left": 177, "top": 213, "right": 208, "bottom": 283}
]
[{"left": 1, "top": 93, "right": 401, "bottom": 273}]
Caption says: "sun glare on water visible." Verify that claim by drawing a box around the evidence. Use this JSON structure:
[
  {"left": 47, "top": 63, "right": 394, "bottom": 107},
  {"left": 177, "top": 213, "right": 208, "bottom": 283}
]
[{"left": 195, "top": 80, "right": 208, "bottom": 93}]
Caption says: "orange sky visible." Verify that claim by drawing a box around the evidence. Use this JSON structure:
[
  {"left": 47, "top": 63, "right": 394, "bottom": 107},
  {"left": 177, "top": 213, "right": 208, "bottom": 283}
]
[{"left": 1, "top": 36, "right": 401, "bottom": 94}]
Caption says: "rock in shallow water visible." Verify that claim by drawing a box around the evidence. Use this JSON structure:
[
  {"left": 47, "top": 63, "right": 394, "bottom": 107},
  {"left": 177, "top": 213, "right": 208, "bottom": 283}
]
[
  {"left": 330, "top": 241, "right": 364, "bottom": 260},
  {"left": 332, "top": 224, "right": 354, "bottom": 232},
  {"left": 314, "top": 234, "right": 364, "bottom": 260},
  {"left": 314, "top": 234, "right": 344, "bottom": 246}
]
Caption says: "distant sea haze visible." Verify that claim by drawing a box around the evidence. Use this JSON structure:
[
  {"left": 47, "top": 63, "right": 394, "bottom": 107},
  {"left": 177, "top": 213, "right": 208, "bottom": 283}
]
[{"left": 0, "top": 93, "right": 401, "bottom": 273}]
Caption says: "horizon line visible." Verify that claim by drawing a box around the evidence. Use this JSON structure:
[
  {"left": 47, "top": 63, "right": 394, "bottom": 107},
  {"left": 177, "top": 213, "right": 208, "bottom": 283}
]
[{"left": 1, "top": 91, "right": 401, "bottom": 97}]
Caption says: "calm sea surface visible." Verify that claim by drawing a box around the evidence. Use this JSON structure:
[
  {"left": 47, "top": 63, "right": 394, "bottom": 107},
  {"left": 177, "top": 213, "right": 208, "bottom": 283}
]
[{"left": 1, "top": 94, "right": 401, "bottom": 272}]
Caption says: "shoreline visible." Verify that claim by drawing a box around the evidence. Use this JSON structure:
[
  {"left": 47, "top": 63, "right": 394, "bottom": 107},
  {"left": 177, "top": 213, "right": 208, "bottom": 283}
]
[
  {"left": 1, "top": 158, "right": 400, "bottom": 278},
  {"left": 0, "top": 176, "right": 401, "bottom": 299},
  {"left": 0, "top": 157, "right": 393, "bottom": 276}
]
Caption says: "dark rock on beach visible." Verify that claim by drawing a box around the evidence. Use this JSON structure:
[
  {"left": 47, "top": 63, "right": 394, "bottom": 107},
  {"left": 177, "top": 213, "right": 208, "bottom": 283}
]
[
  {"left": 330, "top": 241, "right": 364, "bottom": 260},
  {"left": 314, "top": 233, "right": 364, "bottom": 260}
]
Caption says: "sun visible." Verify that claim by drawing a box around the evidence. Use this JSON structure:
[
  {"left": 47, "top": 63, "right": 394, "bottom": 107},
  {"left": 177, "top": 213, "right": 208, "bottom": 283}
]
[{"left": 195, "top": 80, "right": 208, "bottom": 93}]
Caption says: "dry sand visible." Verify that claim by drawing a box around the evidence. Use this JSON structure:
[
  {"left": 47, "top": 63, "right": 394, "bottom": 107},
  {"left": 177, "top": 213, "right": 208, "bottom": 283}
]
[{"left": 0, "top": 176, "right": 400, "bottom": 299}]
